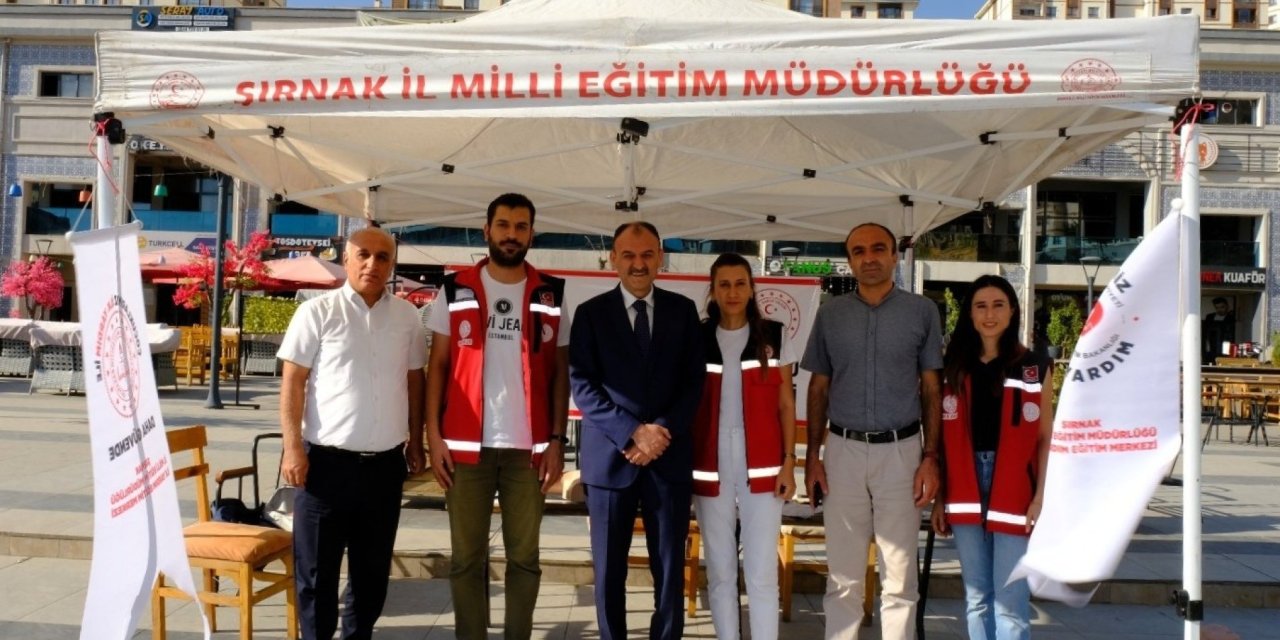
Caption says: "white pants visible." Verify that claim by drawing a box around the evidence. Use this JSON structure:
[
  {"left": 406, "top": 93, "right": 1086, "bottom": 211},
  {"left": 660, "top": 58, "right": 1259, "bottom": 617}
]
[
  {"left": 694, "top": 427, "right": 784, "bottom": 640},
  {"left": 823, "top": 433, "right": 922, "bottom": 640}
]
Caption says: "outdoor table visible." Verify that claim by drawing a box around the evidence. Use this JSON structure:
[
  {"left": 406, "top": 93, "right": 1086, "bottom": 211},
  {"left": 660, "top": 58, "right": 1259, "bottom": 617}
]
[
  {"left": 0, "top": 319, "right": 34, "bottom": 377},
  {"left": 27, "top": 321, "right": 182, "bottom": 394}
]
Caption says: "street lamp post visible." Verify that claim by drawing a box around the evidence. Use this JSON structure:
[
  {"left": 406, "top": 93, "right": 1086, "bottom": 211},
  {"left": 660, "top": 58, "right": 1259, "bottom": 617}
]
[{"left": 1080, "top": 255, "right": 1103, "bottom": 314}]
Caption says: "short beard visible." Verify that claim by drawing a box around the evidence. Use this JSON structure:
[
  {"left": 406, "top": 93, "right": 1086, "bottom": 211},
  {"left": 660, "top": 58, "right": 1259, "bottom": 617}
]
[{"left": 488, "top": 241, "right": 528, "bottom": 268}]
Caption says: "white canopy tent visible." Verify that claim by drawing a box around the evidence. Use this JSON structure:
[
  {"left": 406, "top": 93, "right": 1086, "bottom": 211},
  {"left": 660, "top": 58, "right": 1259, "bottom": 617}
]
[{"left": 94, "top": 0, "right": 1199, "bottom": 241}]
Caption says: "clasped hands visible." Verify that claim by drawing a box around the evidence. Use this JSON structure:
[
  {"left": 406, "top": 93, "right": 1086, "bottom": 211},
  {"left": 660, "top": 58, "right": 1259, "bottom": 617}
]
[{"left": 623, "top": 422, "right": 670, "bottom": 466}]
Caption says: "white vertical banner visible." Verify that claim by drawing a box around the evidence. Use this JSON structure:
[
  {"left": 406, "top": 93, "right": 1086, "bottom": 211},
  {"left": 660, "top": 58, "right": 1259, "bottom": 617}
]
[
  {"left": 70, "top": 222, "right": 207, "bottom": 640},
  {"left": 1009, "top": 208, "right": 1183, "bottom": 605}
]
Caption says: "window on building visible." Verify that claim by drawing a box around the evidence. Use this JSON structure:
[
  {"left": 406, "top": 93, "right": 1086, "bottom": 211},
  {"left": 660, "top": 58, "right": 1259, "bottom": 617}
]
[
  {"left": 1019, "top": 7, "right": 1039, "bottom": 17},
  {"left": 1205, "top": 0, "right": 1219, "bottom": 20},
  {"left": 464, "top": 0, "right": 478, "bottom": 8},
  {"left": 24, "top": 182, "right": 94, "bottom": 234},
  {"left": 1181, "top": 7, "right": 1193, "bottom": 14},
  {"left": 1200, "top": 97, "right": 1260, "bottom": 126},
  {"left": 850, "top": 5, "right": 865, "bottom": 17},
  {"left": 1046, "top": 6, "right": 1057, "bottom": 17},
  {"left": 38, "top": 72, "right": 93, "bottom": 98},
  {"left": 177, "top": 0, "right": 209, "bottom": 5},
  {"left": 270, "top": 201, "right": 341, "bottom": 238},
  {"left": 1234, "top": 8, "right": 1258, "bottom": 25},
  {"left": 790, "top": 0, "right": 823, "bottom": 16},
  {"left": 877, "top": 3, "right": 903, "bottom": 18},
  {"left": 1088, "top": 6, "right": 1099, "bottom": 17}
]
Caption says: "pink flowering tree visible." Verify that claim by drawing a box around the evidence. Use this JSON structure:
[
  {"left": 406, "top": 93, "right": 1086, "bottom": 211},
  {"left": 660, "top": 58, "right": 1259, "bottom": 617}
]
[
  {"left": 173, "top": 232, "right": 272, "bottom": 324},
  {"left": 1, "top": 257, "right": 65, "bottom": 319}
]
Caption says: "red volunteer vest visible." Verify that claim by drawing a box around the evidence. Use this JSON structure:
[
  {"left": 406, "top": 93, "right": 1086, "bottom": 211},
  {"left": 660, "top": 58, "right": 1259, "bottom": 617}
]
[
  {"left": 692, "top": 320, "right": 786, "bottom": 497},
  {"left": 940, "top": 353, "right": 1049, "bottom": 536},
  {"left": 440, "top": 260, "right": 564, "bottom": 467}
]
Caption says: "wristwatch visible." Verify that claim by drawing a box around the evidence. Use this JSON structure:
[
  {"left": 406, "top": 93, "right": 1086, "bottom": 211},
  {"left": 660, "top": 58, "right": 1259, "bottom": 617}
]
[{"left": 549, "top": 433, "right": 570, "bottom": 444}]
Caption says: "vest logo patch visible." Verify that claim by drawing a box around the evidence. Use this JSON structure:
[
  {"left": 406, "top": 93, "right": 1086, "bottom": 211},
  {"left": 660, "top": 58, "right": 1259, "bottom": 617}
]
[
  {"left": 942, "top": 395, "right": 959, "bottom": 421},
  {"left": 458, "top": 319, "right": 473, "bottom": 346},
  {"left": 1023, "top": 366, "right": 1039, "bottom": 384},
  {"left": 541, "top": 324, "right": 554, "bottom": 343},
  {"left": 1023, "top": 401, "right": 1040, "bottom": 423},
  {"left": 457, "top": 288, "right": 476, "bottom": 302},
  {"left": 540, "top": 291, "right": 555, "bottom": 307}
]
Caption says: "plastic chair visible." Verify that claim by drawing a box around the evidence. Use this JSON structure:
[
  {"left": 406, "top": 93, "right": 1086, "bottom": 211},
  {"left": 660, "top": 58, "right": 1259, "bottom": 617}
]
[{"left": 152, "top": 425, "right": 297, "bottom": 640}]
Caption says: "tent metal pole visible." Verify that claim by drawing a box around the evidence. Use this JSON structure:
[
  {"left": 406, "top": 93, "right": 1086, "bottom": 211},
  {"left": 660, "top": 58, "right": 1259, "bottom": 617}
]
[
  {"left": 204, "top": 174, "right": 228, "bottom": 409},
  {"left": 1178, "top": 123, "right": 1203, "bottom": 640}
]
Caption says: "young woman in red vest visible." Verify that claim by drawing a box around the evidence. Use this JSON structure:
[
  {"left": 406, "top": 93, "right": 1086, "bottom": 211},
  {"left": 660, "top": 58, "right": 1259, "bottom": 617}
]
[
  {"left": 692, "top": 252, "right": 797, "bottom": 640},
  {"left": 931, "top": 275, "right": 1054, "bottom": 640}
]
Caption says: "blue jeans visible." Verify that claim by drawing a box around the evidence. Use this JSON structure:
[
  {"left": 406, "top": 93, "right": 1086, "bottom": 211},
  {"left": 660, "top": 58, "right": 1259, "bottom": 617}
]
[{"left": 950, "top": 451, "right": 1031, "bottom": 640}]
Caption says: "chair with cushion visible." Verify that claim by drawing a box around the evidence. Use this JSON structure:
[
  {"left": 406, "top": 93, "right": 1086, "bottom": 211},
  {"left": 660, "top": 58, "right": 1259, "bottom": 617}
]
[{"left": 153, "top": 425, "right": 297, "bottom": 640}]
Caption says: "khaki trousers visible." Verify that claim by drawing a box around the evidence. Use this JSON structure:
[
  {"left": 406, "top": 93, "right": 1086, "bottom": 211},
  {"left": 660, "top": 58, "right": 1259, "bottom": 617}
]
[{"left": 822, "top": 433, "right": 921, "bottom": 640}]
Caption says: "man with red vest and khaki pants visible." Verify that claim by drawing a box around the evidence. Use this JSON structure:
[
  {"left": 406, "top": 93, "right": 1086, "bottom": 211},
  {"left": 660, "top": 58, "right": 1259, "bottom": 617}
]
[{"left": 424, "top": 193, "right": 570, "bottom": 640}]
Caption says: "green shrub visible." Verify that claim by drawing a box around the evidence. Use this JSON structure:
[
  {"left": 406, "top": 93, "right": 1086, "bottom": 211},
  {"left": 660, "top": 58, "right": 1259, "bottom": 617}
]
[
  {"left": 943, "top": 287, "right": 961, "bottom": 338},
  {"left": 1046, "top": 301, "right": 1084, "bottom": 358},
  {"left": 243, "top": 297, "right": 300, "bottom": 334}
]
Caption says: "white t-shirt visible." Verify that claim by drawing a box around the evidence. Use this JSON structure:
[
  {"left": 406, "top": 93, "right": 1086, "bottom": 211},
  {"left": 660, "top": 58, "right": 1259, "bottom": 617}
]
[
  {"left": 715, "top": 324, "right": 798, "bottom": 435},
  {"left": 277, "top": 283, "right": 428, "bottom": 452},
  {"left": 428, "top": 268, "right": 569, "bottom": 449}
]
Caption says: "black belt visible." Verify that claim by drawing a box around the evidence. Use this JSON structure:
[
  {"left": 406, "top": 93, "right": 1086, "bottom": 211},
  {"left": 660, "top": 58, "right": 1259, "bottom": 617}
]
[
  {"left": 829, "top": 421, "right": 920, "bottom": 444},
  {"left": 308, "top": 443, "right": 402, "bottom": 461}
]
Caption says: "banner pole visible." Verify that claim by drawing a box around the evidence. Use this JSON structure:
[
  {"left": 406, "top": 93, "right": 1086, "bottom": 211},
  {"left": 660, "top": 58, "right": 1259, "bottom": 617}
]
[{"left": 1178, "top": 122, "right": 1203, "bottom": 640}]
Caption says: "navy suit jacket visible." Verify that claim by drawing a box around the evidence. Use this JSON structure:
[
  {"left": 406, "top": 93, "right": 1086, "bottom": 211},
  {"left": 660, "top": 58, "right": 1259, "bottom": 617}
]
[{"left": 570, "top": 285, "right": 705, "bottom": 489}]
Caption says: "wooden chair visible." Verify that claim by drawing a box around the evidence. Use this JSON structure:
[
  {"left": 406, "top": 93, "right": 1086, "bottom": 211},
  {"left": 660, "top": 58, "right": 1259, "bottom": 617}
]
[
  {"left": 153, "top": 425, "right": 297, "bottom": 640},
  {"left": 173, "top": 327, "right": 209, "bottom": 386},
  {"left": 630, "top": 517, "right": 701, "bottom": 617},
  {"left": 778, "top": 522, "right": 877, "bottom": 625}
]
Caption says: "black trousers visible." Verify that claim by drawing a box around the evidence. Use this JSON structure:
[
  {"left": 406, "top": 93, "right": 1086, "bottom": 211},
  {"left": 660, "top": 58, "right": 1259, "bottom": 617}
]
[{"left": 294, "top": 443, "right": 406, "bottom": 640}]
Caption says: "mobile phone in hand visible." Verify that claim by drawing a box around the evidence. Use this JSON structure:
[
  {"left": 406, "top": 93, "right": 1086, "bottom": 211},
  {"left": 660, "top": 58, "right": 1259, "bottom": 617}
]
[{"left": 811, "top": 484, "right": 824, "bottom": 507}]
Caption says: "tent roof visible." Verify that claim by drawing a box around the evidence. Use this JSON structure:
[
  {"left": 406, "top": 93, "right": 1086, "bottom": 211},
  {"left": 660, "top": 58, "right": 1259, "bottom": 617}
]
[{"left": 95, "top": 0, "right": 1199, "bottom": 241}]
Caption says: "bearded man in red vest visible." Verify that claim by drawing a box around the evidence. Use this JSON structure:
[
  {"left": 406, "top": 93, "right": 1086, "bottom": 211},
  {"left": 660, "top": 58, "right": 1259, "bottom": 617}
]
[{"left": 424, "top": 193, "right": 570, "bottom": 640}]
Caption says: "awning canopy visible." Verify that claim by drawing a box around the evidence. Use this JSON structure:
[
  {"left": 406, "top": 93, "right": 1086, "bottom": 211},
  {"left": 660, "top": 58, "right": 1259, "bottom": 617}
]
[{"left": 94, "top": 0, "right": 1199, "bottom": 241}]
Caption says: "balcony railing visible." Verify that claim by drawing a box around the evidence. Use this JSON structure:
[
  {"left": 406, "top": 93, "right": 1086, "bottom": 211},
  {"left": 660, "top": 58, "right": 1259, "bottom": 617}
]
[
  {"left": 1035, "top": 235, "right": 1142, "bottom": 265},
  {"left": 914, "top": 232, "right": 1021, "bottom": 263},
  {"left": 131, "top": 210, "right": 222, "bottom": 233},
  {"left": 1202, "top": 240, "right": 1260, "bottom": 268},
  {"left": 25, "top": 206, "right": 93, "bottom": 234}
]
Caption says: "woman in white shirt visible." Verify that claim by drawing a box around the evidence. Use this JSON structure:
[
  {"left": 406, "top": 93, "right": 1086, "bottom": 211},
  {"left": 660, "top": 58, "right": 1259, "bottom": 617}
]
[{"left": 691, "top": 252, "right": 798, "bottom": 640}]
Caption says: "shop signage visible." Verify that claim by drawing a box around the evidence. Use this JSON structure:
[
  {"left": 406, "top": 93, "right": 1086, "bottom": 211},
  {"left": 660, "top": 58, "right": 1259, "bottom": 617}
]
[
  {"left": 132, "top": 7, "right": 237, "bottom": 32},
  {"left": 766, "top": 258, "right": 852, "bottom": 277},
  {"left": 127, "top": 136, "right": 170, "bottom": 153},
  {"left": 1201, "top": 267, "right": 1265, "bottom": 289},
  {"left": 135, "top": 231, "right": 215, "bottom": 251},
  {"left": 271, "top": 236, "right": 343, "bottom": 261}
]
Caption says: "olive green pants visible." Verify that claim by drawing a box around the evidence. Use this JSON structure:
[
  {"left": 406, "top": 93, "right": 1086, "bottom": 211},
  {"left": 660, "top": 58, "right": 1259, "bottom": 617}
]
[{"left": 446, "top": 447, "right": 545, "bottom": 640}]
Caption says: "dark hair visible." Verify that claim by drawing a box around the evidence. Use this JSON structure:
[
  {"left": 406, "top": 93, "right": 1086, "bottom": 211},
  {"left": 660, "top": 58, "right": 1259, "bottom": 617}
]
[
  {"left": 845, "top": 222, "right": 898, "bottom": 257},
  {"left": 1212, "top": 297, "right": 1228, "bottom": 306},
  {"left": 943, "top": 274, "right": 1025, "bottom": 392},
  {"left": 487, "top": 193, "right": 536, "bottom": 226},
  {"left": 613, "top": 221, "right": 661, "bottom": 243},
  {"left": 706, "top": 253, "right": 771, "bottom": 374}
]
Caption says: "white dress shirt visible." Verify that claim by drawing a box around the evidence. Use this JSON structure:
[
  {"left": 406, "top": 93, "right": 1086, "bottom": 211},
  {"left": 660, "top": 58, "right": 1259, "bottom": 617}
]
[{"left": 278, "top": 282, "right": 428, "bottom": 452}]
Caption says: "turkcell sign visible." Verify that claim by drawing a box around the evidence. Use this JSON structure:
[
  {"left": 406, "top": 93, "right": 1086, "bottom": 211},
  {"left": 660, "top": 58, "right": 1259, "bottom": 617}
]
[{"left": 132, "top": 7, "right": 237, "bottom": 32}]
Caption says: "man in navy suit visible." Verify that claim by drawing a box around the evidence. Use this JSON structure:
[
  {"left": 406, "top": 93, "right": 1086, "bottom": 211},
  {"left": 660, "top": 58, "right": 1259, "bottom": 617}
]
[{"left": 570, "top": 221, "right": 705, "bottom": 640}]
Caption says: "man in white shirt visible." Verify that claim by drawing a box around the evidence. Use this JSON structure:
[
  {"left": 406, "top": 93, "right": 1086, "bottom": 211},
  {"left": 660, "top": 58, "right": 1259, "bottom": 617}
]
[
  {"left": 278, "top": 227, "right": 427, "bottom": 640},
  {"left": 425, "top": 193, "right": 569, "bottom": 640}
]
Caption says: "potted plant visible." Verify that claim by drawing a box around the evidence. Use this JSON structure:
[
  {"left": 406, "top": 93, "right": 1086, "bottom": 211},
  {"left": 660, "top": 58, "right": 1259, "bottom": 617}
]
[{"left": 1045, "top": 301, "right": 1084, "bottom": 360}]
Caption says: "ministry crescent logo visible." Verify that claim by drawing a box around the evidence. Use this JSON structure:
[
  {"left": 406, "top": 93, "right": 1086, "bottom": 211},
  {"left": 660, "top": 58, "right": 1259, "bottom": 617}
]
[
  {"left": 150, "top": 71, "right": 205, "bottom": 110},
  {"left": 95, "top": 296, "right": 143, "bottom": 418},
  {"left": 756, "top": 289, "right": 801, "bottom": 340},
  {"left": 1060, "top": 58, "right": 1121, "bottom": 93}
]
